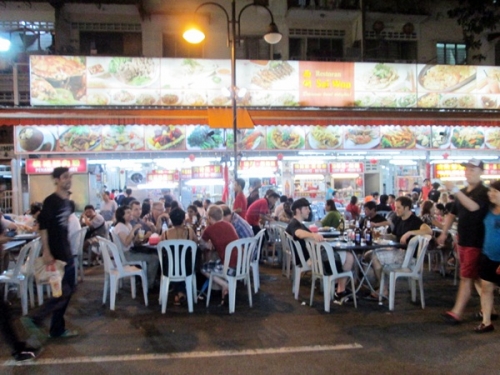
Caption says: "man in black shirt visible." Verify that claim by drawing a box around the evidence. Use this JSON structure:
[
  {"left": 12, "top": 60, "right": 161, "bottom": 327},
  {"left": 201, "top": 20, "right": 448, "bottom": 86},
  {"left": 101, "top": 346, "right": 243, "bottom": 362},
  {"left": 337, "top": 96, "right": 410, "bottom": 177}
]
[
  {"left": 286, "top": 198, "right": 355, "bottom": 304},
  {"left": 361, "top": 201, "right": 389, "bottom": 229},
  {"left": 438, "top": 159, "right": 490, "bottom": 325},
  {"left": 428, "top": 182, "right": 441, "bottom": 203},
  {"left": 29, "top": 167, "right": 78, "bottom": 338},
  {"left": 120, "top": 188, "right": 136, "bottom": 207},
  {"left": 369, "top": 196, "right": 432, "bottom": 298},
  {"left": 375, "top": 194, "right": 392, "bottom": 213}
]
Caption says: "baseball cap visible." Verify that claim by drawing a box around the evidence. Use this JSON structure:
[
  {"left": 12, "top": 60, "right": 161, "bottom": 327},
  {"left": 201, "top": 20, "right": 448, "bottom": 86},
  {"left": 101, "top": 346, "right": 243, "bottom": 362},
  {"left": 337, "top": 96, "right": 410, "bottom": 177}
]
[
  {"left": 291, "top": 198, "right": 310, "bottom": 211},
  {"left": 460, "top": 158, "right": 484, "bottom": 170}
]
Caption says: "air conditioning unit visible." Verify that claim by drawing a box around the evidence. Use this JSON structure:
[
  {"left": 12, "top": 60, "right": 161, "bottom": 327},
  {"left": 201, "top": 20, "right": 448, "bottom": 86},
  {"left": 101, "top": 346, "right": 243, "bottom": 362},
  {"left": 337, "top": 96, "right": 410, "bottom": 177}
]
[{"left": 126, "top": 171, "right": 145, "bottom": 186}]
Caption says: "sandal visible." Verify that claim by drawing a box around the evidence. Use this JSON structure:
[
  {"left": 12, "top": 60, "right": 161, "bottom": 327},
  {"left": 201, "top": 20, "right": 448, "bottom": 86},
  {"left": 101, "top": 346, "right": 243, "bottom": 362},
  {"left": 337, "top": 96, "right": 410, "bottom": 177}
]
[
  {"left": 219, "top": 290, "right": 228, "bottom": 306},
  {"left": 442, "top": 311, "right": 461, "bottom": 325}
]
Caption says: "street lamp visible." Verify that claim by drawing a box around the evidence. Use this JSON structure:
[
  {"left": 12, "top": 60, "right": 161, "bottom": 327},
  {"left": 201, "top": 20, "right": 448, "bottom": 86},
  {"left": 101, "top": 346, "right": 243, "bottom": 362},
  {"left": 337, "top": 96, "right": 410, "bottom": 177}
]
[{"left": 183, "top": 0, "right": 282, "bottom": 179}]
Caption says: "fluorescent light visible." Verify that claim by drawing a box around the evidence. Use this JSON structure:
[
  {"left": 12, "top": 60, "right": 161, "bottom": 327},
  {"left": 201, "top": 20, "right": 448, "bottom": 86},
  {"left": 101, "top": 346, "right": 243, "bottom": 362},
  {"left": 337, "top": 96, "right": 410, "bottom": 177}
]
[
  {"left": 184, "top": 178, "right": 225, "bottom": 186},
  {"left": 0, "top": 37, "right": 11, "bottom": 52},
  {"left": 295, "top": 174, "right": 325, "bottom": 179},
  {"left": 336, "top": 156, "right": 365, "bottom": 160},
  {"left": 137, "top": 182, "right": 178, "bottom": 189},
  {"left": 389, "top": 160, "right": 417, "bottom": 166}
]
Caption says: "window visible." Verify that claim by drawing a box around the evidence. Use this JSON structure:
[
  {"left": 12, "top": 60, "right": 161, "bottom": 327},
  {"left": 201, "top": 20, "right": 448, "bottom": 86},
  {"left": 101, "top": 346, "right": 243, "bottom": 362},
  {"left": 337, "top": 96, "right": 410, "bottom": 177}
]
[
  {"left": 289, "top": 37, "right": 344, "bottom": 61},
  {"left": 236, "top": 36, "right": 270, "bottom": 60},
  {"left": 436, "top": 43, "right": 467, "bottom": 65},
  {"left": 365, "top": 40, "right": 417, "bottom": 63},
  {"left": 163, "top": 33, "right": 203, "bottom": 58},
  {"left": 80, "top": 32, "right": 142, "bottom": 56}
]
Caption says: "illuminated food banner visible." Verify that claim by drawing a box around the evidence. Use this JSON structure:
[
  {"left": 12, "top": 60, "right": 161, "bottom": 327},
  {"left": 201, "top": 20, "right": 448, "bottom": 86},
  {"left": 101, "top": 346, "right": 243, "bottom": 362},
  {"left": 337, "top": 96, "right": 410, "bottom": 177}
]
[
  {"left": 192, "top": 165, "right": 222, "bottom": 179},
  {"left": 146, "top": 170, "right": 179, "bottom": 183},
  {"left": 239, "top": 160, "right": 278, "bottom": 170},
  {"left": 329, "top": 162, "right": 364, "bottom": 174},
  {"left": 26, "top": 158, "right": 87, "bottom": 174},
  {"left": 14, "top": 125, "right": 500, "bottom": 155},
  {"left": 29, "top": 56, "right": 500, "bottom": 110},
  {"left": 293, "top": 163, "right": 328, "bottom": 174},
  {"left": 435, "top": 163, "right": 500, "bottom": 179},
  {"left": 180, "top": 168, "right": 192, "bottom": 179}
]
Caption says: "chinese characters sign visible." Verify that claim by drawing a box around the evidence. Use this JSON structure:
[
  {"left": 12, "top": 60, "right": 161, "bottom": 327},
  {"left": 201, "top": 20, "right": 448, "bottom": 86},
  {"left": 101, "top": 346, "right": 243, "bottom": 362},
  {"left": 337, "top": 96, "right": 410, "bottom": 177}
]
[
  {"left": 239, "top": 160, "right": 278, "bottom": 170},
  {"left": 191, "top": 165, "right": 222, "bottom": 179},
  {"left": 26, "top": 158, "right": 87, "bottom": 174},
  {"left": 328, "top": 162, "right": 364, "bottom": 174},
  {"left": 146, "top": 170, "right": 179, "bottom": 183},
  {"left": 293, "top": 163, "right": 328, "bottom": 174}
]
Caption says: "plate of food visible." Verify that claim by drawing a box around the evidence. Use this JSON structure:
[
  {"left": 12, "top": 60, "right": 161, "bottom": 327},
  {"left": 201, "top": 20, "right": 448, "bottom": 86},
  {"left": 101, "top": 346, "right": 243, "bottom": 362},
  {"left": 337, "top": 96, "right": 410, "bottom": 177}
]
[
  {"left": 479, "top": 95, "right": 498, "bottom": 109},
  {"left": 439, "top": 94, "right": 459, "bottom": 108},
  {"left": 417, "top": 93, "right": 439, "bottom": 108},
  {"left": 357, "top": 63, "right": 403, "bottom": 91},
  {"left": 397, "top": 94, "right": 417, "bottom": 108},
  {"left": 101, "top": 125, "right": 144, "bottom": 151},
  {"left": 238, "top": 129, "right": 265, "bottom": 150},
  {"left": 450, "top": 127, "right": 485, "bottom": 149},
  {"left": 17, "top": 127, "right": 56, "bottom": 152},
  {"left": 418, "top": 64, "right": 476, "bottom": 92},
  {"left": 84, "top": 92, "right": 110, "bottom": 105},
  {"left": 250, "top": 61, "right": 296, "bottom": 90},
  {"left": 111, "top": 90, "right": 136, "bottom": 105},
  {"left": 485, "top": 128, "right": 500, "bottom": 149},
  {"left": 145, "top": 125, "right": 185, "bottom": 150},
  {"left": 457, "top": 94, "right": 476, "bottom": 109},
  {"left": 344, "top": 127, "right": 380, "bottom": 149},
  {"left": 186, "top": 126, "right": 224, "bottom": 150},
  {"left": 267, "top": 126, "right": 305, "bottom": 150},
  {"left": 183, "top": 91, "right": 206, "bottom": 106},
  {"left": 135, "top": 92, "right": 159, "bottom": 105},
  {"left": 380, "top": 127, "right": 416, "bottom": 149},
  {"left": 109, "top": 57, "right": 159, "bottom": 88},
  {"left": 161, "top": 92, "right": 182, "bottom": 106},
  {"left": 57, "top": 126, "right": 101, "bottom": 152},
  {"left": 308, "top": 126, "right": 342, "bottom": 149}
]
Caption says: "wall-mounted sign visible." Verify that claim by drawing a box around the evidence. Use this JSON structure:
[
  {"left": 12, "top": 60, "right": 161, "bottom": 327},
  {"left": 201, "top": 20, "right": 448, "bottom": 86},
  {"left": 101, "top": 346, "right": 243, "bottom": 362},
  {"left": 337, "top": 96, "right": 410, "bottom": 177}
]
[
  {"left": 435, "top": 162, "right": 500, "bottom": 179},
  {"left": 146, "top": 170, "right": 179, "bottom": 183},
  {"left": 180, "top": 168, "right": 192, "bottom": 179},
  {"left": 239, "top": 160, "right": 278, "bottom": 170},
  {"left": 192, "top": 165, "right": 222, "bottom": 179},
  {"left": 329, "top": 162, "right": 364, "bottom": 174},
  {"left": 26, "top": 158, "right": 88, "bottom": 174},
  {"left": 293, "top": 162, "right": 328, "bottom": 174}
]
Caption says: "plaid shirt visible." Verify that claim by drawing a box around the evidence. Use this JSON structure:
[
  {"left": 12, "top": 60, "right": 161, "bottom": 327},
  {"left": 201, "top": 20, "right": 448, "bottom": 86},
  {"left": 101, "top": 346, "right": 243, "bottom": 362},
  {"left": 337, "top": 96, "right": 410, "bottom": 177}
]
[{"left": 231, "top": 213, "right": 253, "bottom": 239}]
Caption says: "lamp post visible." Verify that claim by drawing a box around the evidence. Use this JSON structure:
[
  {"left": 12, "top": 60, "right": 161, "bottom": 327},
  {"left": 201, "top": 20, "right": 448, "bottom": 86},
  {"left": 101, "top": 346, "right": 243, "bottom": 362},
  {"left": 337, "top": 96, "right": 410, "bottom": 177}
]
[{"left": 183, "top": 0, "right": 281, "bottom": 179}]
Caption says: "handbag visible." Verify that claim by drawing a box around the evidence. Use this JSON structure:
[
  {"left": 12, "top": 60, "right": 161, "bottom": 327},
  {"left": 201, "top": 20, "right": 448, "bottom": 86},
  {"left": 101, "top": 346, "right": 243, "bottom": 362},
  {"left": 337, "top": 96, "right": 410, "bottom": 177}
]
[{"left": 34, "top": 258, "right": 66, "bottom": 283}]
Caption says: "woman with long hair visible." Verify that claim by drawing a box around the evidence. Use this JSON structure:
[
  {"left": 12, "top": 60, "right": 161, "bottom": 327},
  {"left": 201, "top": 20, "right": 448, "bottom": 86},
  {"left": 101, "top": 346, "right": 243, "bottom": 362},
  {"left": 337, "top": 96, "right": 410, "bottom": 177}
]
[
  {"left": 321, "top": 199, "right": 342, "bottom": 229},
  {"left": 419, "top": 200, "right": 443, "bottom": 229},
  {"left": 346, "top": 196, "right": 360, "bottom": 220}
]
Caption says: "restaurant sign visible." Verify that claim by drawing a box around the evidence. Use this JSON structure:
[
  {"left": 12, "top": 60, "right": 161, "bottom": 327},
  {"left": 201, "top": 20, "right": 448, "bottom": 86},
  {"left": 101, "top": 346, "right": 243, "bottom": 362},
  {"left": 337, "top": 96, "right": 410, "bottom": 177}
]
[
  {"left": 239, "top": 160, "right": 278, "bottom": 170},
  {"left": 192, "top": 165, "right": 222, "bottom": 179},
  {"left": 26, "top": 158, "right": 88, "bottom": 174},
  {"left": 180, "top": 168, "right": 192, "bottom": 179},
  {"left": 329, "top": 162, "right": 364, "bottom": 174},
  {"left": 146, "top": 170, "right": 179, "bottom": 183},
  {"left": 293, "top": 162, "right": 328, "bottom": 174},
  {"left": 435, "top": 163, "right": 500, "bottom": 179}
]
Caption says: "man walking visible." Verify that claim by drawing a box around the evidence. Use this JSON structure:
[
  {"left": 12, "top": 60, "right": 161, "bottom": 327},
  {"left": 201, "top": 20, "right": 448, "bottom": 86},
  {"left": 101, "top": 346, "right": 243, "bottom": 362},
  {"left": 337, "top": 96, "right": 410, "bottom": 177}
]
[
  {"left": 27, "top": 167, "right": 78, "bottom": 338},
  {"left": 439, "top": 159, "right": 490, "bottom": 324}
]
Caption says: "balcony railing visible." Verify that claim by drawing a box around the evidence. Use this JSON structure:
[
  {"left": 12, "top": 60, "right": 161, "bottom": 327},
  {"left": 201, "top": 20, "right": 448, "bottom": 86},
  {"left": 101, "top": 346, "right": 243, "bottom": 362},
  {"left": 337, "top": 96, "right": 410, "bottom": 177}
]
[{"left": 287, "top": 0, "right": 359, "bottom": 11}]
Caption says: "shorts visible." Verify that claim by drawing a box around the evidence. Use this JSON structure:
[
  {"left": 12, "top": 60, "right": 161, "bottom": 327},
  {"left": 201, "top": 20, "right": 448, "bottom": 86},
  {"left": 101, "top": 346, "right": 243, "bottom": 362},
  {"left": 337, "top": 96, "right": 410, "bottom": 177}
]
[
  {"left": 201, "top": 260, "right": 236, "bottom": 277},
  {"left": 479, "top": 254, "right": 500, "bottom": 286},
  {"left": 457, "top": 245, "right": 481, "bottom": 279},
  {"left": 375, "top": 249, "right": 406, "bottom": 266}
]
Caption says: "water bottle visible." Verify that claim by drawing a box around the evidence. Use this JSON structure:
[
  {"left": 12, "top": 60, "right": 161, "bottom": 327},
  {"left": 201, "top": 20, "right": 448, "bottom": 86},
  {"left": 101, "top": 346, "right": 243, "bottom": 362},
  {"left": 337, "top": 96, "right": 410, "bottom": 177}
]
[{"left": 161, "top": 220, "right": 168, "bottom": 233}]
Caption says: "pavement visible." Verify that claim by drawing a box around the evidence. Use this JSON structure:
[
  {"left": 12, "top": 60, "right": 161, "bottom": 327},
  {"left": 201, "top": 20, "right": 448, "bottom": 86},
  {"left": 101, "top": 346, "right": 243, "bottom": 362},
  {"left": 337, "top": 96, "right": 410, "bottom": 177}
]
[{"left": 1, "top": 259, "right": 500, "bottom": 375}]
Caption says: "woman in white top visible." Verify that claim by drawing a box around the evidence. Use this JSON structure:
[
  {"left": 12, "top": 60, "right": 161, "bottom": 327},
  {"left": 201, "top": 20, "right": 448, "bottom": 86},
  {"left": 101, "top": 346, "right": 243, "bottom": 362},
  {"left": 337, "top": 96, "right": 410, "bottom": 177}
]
[
  {"left": 113, "top": 205, "right": 159, "bottom": 290},
  {"left": 67, "top": 200, "right": 82, "bottom": 256}
]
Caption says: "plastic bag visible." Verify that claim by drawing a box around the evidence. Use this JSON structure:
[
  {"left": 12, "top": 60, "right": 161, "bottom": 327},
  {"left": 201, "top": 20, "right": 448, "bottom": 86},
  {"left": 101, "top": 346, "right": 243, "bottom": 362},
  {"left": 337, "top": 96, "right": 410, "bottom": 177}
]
[{"left": 34, "top": 258, "right": 66, "bottom": 284}]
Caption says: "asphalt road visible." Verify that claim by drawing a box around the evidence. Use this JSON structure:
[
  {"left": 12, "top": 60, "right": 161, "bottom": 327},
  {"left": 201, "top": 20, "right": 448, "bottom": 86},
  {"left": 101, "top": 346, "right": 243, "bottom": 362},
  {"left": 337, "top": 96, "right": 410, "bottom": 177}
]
[{"left": 2, "top": 261, "right": 499, "bottom": 375}]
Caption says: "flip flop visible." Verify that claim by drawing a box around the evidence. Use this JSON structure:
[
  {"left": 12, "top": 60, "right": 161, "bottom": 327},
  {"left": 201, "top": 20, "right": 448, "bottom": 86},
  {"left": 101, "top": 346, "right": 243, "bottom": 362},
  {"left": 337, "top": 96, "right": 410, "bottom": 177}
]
[{"left": 442, "top": 311, "right": 461, "bottom": 325}]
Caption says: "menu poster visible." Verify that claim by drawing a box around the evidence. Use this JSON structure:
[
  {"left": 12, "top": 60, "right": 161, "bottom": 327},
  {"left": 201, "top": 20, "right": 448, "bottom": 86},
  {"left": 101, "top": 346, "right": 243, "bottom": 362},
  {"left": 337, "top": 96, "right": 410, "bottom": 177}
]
[
  {"left": 293, "top": 162, "right": 328, "bottom": 174},
  {"left": 435, "top": 163, "right": 500, "bottom": 179},
  {"left": 299, "top": 62, "right": 353, "bottom": 107},
  {"left": 239, "top": 160, "right": 278, "bottom": 170},
  {"left": 192, "top": 165, "right": 222, "bottom": 179},
  {"left": 29, "top": 56, "right": 500, "bottom": 110},
  {"left": 266, "top": 126, "right": 305, "bottom": 150},
  {"left": 329, "top": 162, "right": 364, "bottom": 174},
  {"left": 380, "top": 126, "right": 416, "bottom": 149},
  {"left": 483, "top": 163, "right": 500, "bottom": 175},
  {"left": 147, "top": 170, "right": 179, "bottom": 183},
  {"left": 26, "top": 158, "right": 88, "bottom": 174},
  {"left": 180, "top": 168, "right": 193, "bottom": 179}
]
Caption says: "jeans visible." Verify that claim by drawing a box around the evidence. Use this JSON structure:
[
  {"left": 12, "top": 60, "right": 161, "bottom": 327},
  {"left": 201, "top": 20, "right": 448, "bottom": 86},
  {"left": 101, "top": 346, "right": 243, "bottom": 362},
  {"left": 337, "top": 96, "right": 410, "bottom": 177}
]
[{"left": 33, "top": 259, "right": 76, "bottom": 337}]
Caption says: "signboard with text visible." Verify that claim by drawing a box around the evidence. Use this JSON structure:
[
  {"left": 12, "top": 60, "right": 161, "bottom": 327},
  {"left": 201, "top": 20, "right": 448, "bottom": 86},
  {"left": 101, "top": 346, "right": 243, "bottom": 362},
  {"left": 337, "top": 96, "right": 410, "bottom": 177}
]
[
  {"left": 329, "top": 162, "right": 364, "bottom": 174},
  {"left": 191, "top": 165, "right": 222, "bottom": 179},
  {"left": 293, "top": 162, "right": 328, "bottom": 174},
  {"left": 26, "top": 158, "right": 88, "bottom": 174}
]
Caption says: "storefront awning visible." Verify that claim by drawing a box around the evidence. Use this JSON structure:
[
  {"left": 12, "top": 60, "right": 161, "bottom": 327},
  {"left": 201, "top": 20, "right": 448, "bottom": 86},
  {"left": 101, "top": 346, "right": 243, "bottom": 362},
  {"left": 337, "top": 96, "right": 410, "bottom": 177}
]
[{"left": 0, "top": 107, "right": 500, "bottom": 127}]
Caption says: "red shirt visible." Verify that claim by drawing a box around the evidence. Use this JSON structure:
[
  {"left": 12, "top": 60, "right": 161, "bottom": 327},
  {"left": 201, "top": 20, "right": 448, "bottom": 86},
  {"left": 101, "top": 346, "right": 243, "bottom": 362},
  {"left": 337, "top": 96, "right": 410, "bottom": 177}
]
[
  {"left": 346, "top": 203, "right": 360, "bottom": 220},
  {"left": 233, "top": 191, "right": 247, "bottom": 219},
  {"left": 202, "top": 221, "right": 239, "bottom": 267},
  {"left": 421, "top": 185, "right": 431, "bottom": 201},
  {"left": 245, "top": 198, "right": 269, "bottom": 226}
]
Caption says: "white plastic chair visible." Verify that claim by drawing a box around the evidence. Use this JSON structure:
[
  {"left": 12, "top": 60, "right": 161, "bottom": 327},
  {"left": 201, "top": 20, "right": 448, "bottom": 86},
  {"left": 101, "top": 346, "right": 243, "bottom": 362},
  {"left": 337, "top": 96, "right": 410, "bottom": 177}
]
[
  {"left": 284, "top": 232, "right": 311, "bottom": 300},
  {"left": 0, "top": 239, "right": 41, "bottom": 315},
  {"left": 378, "top": 235, "right": 431, "bottom": 311},
  {"left": 250, "top": 228, "right": 266, "bottom": 294},
  {"left": 110, "top": 229, "right": 147, "bottom": 274},
  {"left": 156, "top": 239, "right": 197, "bottom": 313},
  {"left": 97, "top": 236, "right": 148, "bottom": 311},
  {"left": 206, "top": 237, "right": 256, "bottom": 314},
  {"left": 70, "top": 227, "right": 88, "bottom": 284},
  {"left": 305, "top": 239, "right": 357, "bottom": 313},
  {"left": 278, "top": 226, "right": 292, "bottom": 278},
  {"left": 263, "top": 225, "right": 279, "bottom": 264}
]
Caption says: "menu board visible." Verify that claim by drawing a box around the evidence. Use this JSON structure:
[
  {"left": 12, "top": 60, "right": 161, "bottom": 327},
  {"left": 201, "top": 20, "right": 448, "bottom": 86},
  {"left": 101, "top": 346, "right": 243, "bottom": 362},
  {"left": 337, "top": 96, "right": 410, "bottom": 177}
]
[
  {"left": 191, "top": 165, "right": 222, "bottom": 179},
  {"left": 28, "top": 56, "right": 500, "bottom": 110},
  {"left": 293, "top": 163, "right": 328, "bottom": 174},
  {"left": 14, "top": 124, "right": 500, "bottom": 155},
  {"left": 147, "top": 170, "right": 179, "bottom": 183},
  {"left": 329, "top": 162, "right": 364, "bottom": 174},
  {"left": 25, "top": 158, "right": 87, "bottom": 174}
]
